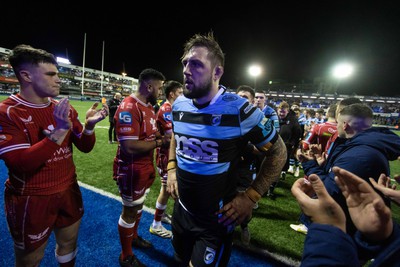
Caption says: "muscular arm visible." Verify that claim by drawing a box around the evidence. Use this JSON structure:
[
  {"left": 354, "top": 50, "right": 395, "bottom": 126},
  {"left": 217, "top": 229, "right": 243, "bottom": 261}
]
[
  {"left": 252, "top": 135, "right": 287, "bottom": 196},
  {"left": 120, "top": 139, "right": 159, "bottom": 156},
  {"left": 217, "top": 135, "right": 287, "bottom": 226}
]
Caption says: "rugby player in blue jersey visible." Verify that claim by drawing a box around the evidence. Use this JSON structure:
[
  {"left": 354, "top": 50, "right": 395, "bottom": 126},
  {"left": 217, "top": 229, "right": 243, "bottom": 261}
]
[{"left": 166, "top": 32, "right": 287, "bottom": 267}]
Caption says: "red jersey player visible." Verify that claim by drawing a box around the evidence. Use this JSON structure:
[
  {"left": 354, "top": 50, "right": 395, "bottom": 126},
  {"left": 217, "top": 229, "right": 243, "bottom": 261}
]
[
  {"left": 113, "top": 68, "right": 169, "bottom": 267},
  {"left": 0, "top": 44, "right": 108, "bottom": 266}
]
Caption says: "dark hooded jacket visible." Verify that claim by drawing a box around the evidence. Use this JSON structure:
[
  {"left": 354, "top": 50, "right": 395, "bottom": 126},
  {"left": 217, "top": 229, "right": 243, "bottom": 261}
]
[
  {"left": 302, "top": 127, "right": 400, "bottom": 235},
  {"left": 301, "top": 222, "right": 400, "bottom": 267}
]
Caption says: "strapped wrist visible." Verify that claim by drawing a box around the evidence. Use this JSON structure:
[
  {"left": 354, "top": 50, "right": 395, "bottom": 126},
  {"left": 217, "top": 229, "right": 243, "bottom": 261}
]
[
  {"left": 167, "top": 161, "right": 176, "bottom": 171},
  {"left": 245, "top": 187, "right": 261, "bottom": 203}
]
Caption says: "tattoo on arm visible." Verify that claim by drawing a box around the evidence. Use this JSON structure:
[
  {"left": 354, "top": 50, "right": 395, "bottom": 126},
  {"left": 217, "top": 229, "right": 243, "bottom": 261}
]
[{"left": 252, "top": 136, "right": 287, "bottom": 196}]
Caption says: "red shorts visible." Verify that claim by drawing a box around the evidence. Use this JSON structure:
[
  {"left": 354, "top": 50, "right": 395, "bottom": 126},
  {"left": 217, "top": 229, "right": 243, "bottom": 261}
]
[
  {"left": 114, "top": 160, "right": 156, "bottom": 204},
  {"left": 4, "top": 182, "right": 84, "bottom": 251}
]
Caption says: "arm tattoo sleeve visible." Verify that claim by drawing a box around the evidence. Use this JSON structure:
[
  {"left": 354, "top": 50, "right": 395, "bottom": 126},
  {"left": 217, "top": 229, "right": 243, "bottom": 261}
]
[{"left": 252, "top": 136, "right": 287, "bottom": 196}]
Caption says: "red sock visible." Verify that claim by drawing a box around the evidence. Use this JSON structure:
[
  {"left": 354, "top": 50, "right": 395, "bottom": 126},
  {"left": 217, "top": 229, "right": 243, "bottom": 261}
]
[
  {"left": 132, "top": 210, "right": 142, "bottom": 239},
  {"left": 118, "top": 223, "right": 134, "bottom": 259},
  {"left": 154, "top": 208, "right": 165, "bottom": 222}
]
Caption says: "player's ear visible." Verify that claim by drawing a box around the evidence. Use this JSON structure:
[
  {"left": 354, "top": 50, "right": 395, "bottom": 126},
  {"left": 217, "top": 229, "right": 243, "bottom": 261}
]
[
  {"left": 19, "top": 70, "right": 32, "bottom": 82},
  {"left": 213, "top": 66, "right": 224, "bottom": 81}
]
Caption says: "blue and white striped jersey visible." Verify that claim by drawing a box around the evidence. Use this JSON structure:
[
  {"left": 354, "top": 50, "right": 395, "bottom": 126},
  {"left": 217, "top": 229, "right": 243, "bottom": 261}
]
[{"left": 171, "top": 87, "right": 278, "bottom": 222}]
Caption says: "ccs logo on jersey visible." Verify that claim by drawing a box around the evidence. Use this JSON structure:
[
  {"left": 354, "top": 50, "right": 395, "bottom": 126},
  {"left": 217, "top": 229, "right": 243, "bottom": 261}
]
[
  {"left": 118, "top": 112, "right": 132, "bottom": 124},
  {"left": 222, "top": 94, "right": 237, "bottom": 102}
]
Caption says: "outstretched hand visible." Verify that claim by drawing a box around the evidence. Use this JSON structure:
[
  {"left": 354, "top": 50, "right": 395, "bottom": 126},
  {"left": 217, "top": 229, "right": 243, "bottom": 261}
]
[
  {"left": 291, "top": 174, "right": 346, "bottom": 232},
  {"left": 369, "top": 173, "right": 400, "bottom": 206},
  {"left": 333, "top": 166, "right": 393, "bottom": 242},
  {"left": 85, "top": 102, "right": 109, "bottom": 128}
]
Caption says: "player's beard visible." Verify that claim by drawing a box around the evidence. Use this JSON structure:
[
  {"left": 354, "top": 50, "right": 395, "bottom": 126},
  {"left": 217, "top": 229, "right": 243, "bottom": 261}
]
[
  {"left": 148, "top": 94, "right": 158, "bottom": 106},
  {"left": 183, "top": 80, "right": 212, "bottom": 99}
]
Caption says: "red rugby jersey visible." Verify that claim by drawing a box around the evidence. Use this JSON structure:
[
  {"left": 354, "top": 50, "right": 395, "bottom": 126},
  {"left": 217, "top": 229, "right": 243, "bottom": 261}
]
[{"left": 0, "top": 94, "right": 96, "bottom": 195}]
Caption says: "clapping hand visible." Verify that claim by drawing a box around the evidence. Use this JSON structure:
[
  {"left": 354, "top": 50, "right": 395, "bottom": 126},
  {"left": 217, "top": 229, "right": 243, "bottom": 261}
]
[
  {"left": 333, "top": 167, "right": 393, "bottom": 242},
  {"left": 291, "top": 174, "right": 346, "bottom": 232},
  {"left": 85, "top": 102, "right": 109, "bottom": 129}
]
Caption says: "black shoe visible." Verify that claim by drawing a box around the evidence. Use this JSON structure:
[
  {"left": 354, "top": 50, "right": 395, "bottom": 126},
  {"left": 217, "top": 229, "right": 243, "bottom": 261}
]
[
  {"left": 132, "top": 236, "right": 153, "bottom": 249},
  {"left": 119, "top": 254, "right": 146, "bottom": 267}
]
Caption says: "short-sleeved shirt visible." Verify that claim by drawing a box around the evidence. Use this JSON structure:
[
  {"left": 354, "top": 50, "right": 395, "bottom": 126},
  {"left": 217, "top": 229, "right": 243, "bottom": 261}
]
[
  {"left": 113, "top": 94, "right": 159, "bottom": 202},
  {"left": 114, "top": 94, "right": 158, "bottom": 164},
  {"left": 172, "top": 87, "right": 278, "bottom": 223}
]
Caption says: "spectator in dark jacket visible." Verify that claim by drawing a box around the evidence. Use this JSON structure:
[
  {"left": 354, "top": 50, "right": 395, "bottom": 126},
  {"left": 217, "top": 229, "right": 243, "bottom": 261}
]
[
  {"left": 267, "top": 101, "right": 301, "bottom": 197},
  {"left": 278, "top": 101, "right": 302, "bottom": 172},
  {"left": 292, "top": 167, "right": 400, "bottom": 267},
  {"left": 296, "top": 103, "right": 400, "bottom": 237},
  {"left": 107, "top": 92, "right": 122, "bottom": 143}
]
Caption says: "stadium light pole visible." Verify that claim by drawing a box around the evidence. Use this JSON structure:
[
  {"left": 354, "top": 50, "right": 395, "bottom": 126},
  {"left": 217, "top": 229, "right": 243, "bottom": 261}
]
[
  {"left": 249, "top": 65, "right": 262, "bottom": 89},
  {"left": 332, "top": 62, "right": 354, "bottom": 94}
]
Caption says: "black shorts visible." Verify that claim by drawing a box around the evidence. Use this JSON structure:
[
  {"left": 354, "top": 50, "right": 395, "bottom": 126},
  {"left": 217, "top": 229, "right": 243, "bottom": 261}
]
[{"left": 171, "top": 200, "right": 234, "bottom": 267}]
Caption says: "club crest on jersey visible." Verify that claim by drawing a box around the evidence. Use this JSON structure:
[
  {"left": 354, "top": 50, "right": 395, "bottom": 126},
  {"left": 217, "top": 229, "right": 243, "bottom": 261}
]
[
  {"left": 204, "top": 247, "right": 216, "bottom": 265},
  {"left": 179, "top": 112, "right": 184, "bottom": 120},
  {"left": 211, "top": 115, "right": 222, "bottom": 126},
  {"left": 222, "top": 94, "right": 237, "bottom": 102}
]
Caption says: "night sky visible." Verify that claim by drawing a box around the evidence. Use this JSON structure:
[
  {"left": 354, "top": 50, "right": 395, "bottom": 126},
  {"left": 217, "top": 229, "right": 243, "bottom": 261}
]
[{"left": 2, "top": 2, "right": 399, "bottom": 96}]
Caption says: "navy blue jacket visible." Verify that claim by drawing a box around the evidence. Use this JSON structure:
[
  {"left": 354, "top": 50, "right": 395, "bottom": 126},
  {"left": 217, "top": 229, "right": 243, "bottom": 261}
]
[
  {"left": 301, "top": 222, "right": 400, "bottom": 267},
  {"left": 302, "top": 127, "right": 400, "bottom": 234}
]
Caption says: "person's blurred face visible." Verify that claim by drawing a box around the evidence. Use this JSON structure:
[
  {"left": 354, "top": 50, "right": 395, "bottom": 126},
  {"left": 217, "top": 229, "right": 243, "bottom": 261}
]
[
  {"left": 237, "top": 90, "right": 254, "bottom": 104},
  {"left": 254, "top": 92, "right": 265, "bottom": 109},
  {"left": 172, "top": 87, "right": 183, "bottom": 100},
  {"left": 278, "top": 107, "right": 289, "bottom": 119},
  {"left": 336, "top": 113, "right": 348, "bottom": 138},
  {"left": 146, "top": 80, "right": 164, "bottom": 106}
]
